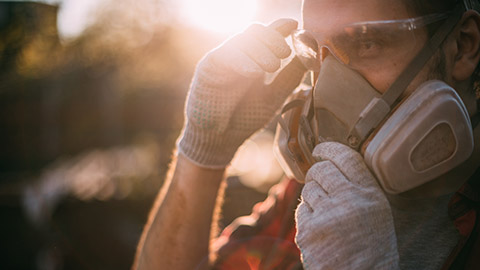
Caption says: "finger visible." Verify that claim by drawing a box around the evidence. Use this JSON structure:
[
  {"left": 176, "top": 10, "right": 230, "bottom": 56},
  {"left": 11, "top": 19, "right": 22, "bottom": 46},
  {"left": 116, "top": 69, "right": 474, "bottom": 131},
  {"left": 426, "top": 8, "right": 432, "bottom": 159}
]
[
  {"left": 296, "top": 200, "right": 313, "bottom": 216},
  {"left": 212, "top": 44, "right": 265, "bottom": 78},
  {"left": 230, "top": 50, "right": 266, "bottom": 78},
  {"left": 301, "top": 166, "right": 329, "bottom": 210},
  {"left": 265, "top": 56, "right": 307, "bottom": 103},
  {"left": 295, "top": 201, "right": 313, "bottom": 241},
  {"left": 268, "top": 18, "right": 298, "bottom": 37},
  {"left": 247, "top": 24, "right": 292, "bottom": 59},
  {"left": 236, "top": 33, "right": 282, "bottom": 73},
  {"left": 306, "top": 160, "right": 351, "bottom": 195},
  {"left": 312, "top": 142, "right": 378, "bottom": 187}
]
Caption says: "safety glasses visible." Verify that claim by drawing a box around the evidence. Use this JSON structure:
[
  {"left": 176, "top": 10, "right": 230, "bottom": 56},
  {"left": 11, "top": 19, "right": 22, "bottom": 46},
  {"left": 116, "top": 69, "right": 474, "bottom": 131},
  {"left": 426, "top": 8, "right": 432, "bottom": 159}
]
[{"left": 292, "top": 13, "right": 450, "bottom": 71}]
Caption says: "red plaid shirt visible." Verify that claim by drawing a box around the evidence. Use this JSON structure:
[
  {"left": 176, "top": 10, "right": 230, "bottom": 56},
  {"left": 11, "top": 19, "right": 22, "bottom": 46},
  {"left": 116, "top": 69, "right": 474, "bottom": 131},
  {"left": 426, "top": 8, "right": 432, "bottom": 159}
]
[{"left": 212, "top": 169, "right": 480, "bottom": 270}]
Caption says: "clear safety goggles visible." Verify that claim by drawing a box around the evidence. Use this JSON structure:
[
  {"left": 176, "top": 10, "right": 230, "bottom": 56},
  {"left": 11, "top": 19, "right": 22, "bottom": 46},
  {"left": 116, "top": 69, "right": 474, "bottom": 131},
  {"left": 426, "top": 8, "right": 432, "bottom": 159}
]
[{"left": 292, "top": 13, "right": 450, "bottom": 71}]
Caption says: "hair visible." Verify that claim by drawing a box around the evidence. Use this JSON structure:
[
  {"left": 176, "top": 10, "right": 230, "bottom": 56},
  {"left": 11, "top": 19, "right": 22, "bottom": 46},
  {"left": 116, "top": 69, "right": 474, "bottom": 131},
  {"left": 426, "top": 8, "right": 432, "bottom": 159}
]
[
  {"left": 402, "top": 0, "right": 480, "bottom": 94},
  {"left": 402, "top": 0, "right": 460, "bottom": 15}
]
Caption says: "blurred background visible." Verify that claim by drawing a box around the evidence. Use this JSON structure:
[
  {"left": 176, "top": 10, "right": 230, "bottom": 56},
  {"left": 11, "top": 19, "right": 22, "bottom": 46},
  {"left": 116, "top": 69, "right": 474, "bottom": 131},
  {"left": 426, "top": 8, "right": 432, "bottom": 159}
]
[{"left": 0, "top": 0, "right": 302, "bottom": 269}]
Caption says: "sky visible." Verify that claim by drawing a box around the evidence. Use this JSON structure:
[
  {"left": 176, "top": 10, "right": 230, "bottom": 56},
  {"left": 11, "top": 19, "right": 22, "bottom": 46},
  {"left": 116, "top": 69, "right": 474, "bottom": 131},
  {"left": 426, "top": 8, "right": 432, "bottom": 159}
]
[
  {"left": 56, "top": 0, "right": 302, "bottom": 40},
  {"left": 57, "top": 0, "right": 104, "bottom": 40}
]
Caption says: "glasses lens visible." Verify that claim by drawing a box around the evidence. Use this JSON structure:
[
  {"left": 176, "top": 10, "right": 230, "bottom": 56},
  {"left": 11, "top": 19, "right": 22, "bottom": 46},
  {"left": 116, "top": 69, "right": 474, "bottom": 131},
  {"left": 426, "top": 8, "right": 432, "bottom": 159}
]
[
  {"left": 292, "top": 22, "right": 418, "bottom": 71},
  {"left": 336, "top": 23, "right": 416, "bottom": 69},
  {"left": 292, "top": 30, "right": 321, "bottom": 71}
]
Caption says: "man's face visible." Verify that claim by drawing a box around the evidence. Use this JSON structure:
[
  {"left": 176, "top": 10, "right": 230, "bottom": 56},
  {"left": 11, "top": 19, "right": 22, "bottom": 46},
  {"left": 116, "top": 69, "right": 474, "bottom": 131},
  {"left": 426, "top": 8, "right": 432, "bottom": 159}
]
[{"left": 302, "top": 0, "right": 441, "bottom": 94}]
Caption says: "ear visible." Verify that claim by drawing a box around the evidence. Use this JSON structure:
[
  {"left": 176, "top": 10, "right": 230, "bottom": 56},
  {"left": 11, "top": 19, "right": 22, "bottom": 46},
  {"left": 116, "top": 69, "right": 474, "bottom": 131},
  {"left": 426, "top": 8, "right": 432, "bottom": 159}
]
[{"left": 452, "top": 10, "right": 480, "bottom": 82}]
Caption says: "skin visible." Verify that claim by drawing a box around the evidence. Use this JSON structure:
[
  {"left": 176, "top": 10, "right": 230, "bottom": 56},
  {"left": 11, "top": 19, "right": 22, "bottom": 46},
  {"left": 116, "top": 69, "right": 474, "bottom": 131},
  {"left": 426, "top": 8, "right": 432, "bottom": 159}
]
[
  {"left": 133, "top": 154, "right": 225, "bottom": 269},
  {"left": 305, "top": 0, "right": 480, "bottom": 197},
  {"left": 304, "top": 0, "right": 457, "bottom": 95},
  {"left": 134, "top": 0, "right": 480, "bottom": 269}
]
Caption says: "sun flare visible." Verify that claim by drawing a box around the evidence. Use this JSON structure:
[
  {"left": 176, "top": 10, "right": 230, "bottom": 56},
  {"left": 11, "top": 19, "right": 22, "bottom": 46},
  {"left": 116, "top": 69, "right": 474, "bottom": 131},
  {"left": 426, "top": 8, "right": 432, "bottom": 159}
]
[{"left": 179, "top": 0, "right": 257, "bottom": 34}]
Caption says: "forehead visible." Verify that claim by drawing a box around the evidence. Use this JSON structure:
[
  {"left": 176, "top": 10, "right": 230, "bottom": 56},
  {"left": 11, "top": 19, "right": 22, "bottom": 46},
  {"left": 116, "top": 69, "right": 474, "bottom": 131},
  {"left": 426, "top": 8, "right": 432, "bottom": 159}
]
[{"left": 302, "top": 0, "right": 412, "bottom": 31}]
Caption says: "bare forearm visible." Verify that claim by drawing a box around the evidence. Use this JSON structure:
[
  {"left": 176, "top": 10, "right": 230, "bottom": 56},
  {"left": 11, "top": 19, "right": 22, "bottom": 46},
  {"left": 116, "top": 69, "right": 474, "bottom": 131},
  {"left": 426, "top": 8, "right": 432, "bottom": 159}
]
[
  {"left": 133, "top": 153, "right": 226, "bottom": 270},
  {"left": 132, "top": 19, "right": 303, "bottom": 269}
]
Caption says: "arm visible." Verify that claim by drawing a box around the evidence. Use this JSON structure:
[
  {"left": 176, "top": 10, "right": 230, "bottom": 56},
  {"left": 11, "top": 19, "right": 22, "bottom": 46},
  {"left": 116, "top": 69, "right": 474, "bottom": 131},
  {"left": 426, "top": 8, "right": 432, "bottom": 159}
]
[
  {"left": 134, "top": 18, "right": 305, "bottom": 270},
  {"left": 133, "top": 153, "right": 225, "bottom": 270}
]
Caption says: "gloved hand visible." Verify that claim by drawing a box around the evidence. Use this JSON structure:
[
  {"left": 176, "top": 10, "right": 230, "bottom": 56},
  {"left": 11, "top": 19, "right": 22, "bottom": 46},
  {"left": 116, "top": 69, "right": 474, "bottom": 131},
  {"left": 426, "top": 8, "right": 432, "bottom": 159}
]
[
  {"left": 177, "top": 19, "right": 307, "bottom": 168},
  {"left": 295, "top": 142, "right": 399, "bottom": 270}
]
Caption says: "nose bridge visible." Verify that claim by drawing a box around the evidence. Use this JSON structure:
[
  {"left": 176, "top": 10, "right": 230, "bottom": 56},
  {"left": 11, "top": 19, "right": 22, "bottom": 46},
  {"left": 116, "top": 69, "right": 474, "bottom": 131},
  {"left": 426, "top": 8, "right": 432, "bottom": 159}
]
[
  {"left": 319, "top": 43, "right": 350, "bottom": 69},
  {"left": 314, "top": 46, "right": 337, "bottom": 83},
  {"left": 319, "top": 46, "right": 330, "bottom": 63}
]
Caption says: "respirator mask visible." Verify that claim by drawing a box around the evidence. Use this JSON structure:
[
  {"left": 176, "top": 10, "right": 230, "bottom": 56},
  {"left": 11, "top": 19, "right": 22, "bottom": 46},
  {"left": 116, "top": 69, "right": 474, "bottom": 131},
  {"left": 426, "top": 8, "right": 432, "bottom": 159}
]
[{"left": 274, "top": 1, "right": 478, "bottom": 194}]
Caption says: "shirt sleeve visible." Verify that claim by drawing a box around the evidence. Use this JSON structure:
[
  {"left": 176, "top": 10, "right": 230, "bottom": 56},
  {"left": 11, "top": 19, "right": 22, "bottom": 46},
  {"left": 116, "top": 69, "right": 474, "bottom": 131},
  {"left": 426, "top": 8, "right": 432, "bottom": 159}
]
[
  {"left": 211, "top": 178, "right": 303, "bottom": 270},
  {"left": 442, "top": 167, "right": 480, "bottom": 270}
]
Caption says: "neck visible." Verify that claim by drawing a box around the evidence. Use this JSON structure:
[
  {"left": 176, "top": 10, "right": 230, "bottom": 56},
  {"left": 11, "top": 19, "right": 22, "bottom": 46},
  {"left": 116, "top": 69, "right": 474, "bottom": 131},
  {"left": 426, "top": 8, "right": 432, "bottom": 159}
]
[{"left": 455, "top": 79, "right": 477, "bottom": 117}]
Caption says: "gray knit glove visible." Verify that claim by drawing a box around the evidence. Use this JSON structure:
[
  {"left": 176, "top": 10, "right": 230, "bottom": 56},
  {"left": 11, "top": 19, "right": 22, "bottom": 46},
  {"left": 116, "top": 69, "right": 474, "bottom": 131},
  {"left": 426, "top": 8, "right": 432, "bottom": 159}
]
[
  {"left": 295, "top": 142, "right": 399, "bottom": 270},
  {"left": 177, "top": 19, "right": 307, "bottom": 168}
]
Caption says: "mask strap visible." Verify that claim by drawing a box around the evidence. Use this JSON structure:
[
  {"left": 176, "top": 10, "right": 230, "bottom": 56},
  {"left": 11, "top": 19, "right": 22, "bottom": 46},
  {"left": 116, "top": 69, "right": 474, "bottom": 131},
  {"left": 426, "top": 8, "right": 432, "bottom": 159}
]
[
  {"left": 276, "top": 98, "right": 306, "bottom": 136},
  {"left": 382, "top": 3, "right": 465, "bottom": 106},
  {"left": 347, "top": 2, "right": 466, "bottom": 149}
]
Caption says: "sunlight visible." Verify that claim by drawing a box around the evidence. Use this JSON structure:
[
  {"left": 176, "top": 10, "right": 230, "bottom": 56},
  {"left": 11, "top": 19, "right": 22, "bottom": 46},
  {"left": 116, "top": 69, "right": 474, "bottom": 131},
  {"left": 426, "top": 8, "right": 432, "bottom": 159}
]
[
  {"left": 228, "top": 131, "right": 284, "bottom": 193},
  {"left": 179, "top": 0, "right": 257, "bottom": 34},
  {"left": 57, "top": 0, "right": 106, "bottom": 40}
]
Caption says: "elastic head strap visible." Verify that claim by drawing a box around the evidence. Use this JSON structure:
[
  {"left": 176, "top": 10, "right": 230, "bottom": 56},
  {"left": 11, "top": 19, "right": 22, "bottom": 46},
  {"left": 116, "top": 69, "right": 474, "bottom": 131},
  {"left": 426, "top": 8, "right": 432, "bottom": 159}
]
[
  {"left": 346, "top": 2, "right": 467, "bottom": 149},
  {"left": 463, "top": 0, "right": 480, "bottom": 11},
  {"left": 382, "top": 3, "right": 466, "bottom": 106}
]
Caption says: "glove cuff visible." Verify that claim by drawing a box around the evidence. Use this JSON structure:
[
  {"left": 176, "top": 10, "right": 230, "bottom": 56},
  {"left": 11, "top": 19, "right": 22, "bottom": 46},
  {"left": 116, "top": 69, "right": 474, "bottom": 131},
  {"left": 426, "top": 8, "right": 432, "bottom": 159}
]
[{"left": 177, "top": 122, "right": 246, "bottom": 169}]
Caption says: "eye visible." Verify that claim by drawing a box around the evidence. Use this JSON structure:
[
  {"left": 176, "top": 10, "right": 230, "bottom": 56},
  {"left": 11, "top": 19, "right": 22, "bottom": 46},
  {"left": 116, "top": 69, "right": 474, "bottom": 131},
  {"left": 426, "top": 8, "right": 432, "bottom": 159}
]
[{"left": 356, "top": 39, "right": 383, "bottom": 58}]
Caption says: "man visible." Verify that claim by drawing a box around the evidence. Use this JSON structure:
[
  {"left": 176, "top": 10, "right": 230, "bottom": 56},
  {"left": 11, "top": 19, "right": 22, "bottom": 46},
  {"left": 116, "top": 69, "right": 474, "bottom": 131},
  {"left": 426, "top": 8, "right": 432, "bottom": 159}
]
[{"left": 134, "top": 0, "right": 480, "bottom": 269}]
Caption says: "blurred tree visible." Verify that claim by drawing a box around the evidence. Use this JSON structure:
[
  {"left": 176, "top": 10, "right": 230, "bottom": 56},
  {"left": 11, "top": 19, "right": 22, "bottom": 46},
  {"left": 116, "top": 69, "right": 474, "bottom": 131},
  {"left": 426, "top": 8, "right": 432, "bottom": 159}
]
[
  {"left": 0, "top": 0, "right": 219, "bottom": 175},
  {"left": 0, "top": 0, "right": 302, "bottom": 269}
]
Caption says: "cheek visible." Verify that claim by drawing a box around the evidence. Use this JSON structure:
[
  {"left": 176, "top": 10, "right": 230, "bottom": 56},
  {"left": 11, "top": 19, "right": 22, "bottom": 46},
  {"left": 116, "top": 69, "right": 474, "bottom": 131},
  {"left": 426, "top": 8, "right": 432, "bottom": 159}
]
[
  {"left": 357, "top": 31, "right": 430, "bottom": 94},
  {"left": 358, "top": 65, "right": 404, "bottom": 94},
  {"left": 358, "top": 46, "right": 431, "bottom": 94},
  {"left": 359, "top": 55, "right": 441, "bottom": 98},
  {"left": 359, "top": 61, "right": 434, "bottom": 97}
]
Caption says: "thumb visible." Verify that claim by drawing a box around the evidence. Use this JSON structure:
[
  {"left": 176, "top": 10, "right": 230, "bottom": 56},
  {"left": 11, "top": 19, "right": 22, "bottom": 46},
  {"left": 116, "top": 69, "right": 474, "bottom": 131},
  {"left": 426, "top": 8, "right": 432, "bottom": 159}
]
[
  {"left": 268, "top": 18, "right": 298, "bottom": 37},
  {"left": 267, "top": 56, "right": 307, "bottom": 101},
  {"left": 263, "top": 19, "right": 306, "bottom": 107}
]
